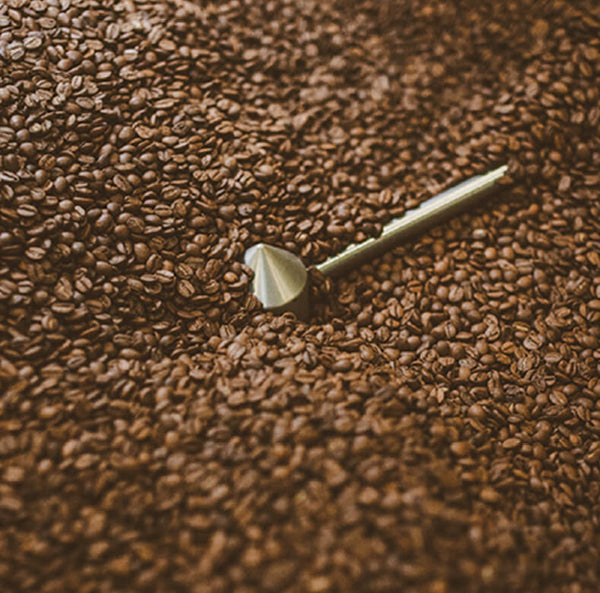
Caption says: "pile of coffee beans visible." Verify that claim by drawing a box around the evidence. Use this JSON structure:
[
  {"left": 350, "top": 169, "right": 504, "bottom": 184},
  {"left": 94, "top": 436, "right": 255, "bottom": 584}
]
[{"left": 1, "top": 0, "right": 599, "bottom": 591}]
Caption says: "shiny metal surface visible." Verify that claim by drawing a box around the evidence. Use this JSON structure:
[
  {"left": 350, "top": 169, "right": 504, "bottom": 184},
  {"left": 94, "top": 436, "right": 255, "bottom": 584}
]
[
  {"left": 244, "top": 165, "right": 508, "bottom": 319},
  {"left": 244, "top": 243, "right": 310, "bottom": 319},
  {"left": 315, "top": 165, "right": 508, "bottom": 276}
]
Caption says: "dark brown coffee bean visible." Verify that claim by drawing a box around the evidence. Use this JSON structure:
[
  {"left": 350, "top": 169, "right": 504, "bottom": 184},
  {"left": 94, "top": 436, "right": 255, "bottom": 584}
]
[
  {"left": 177, "top": 279, "right": 195, "bottom": 298},
  {"left": 94, "top": 212, "right": 113, "bottom": 231}
]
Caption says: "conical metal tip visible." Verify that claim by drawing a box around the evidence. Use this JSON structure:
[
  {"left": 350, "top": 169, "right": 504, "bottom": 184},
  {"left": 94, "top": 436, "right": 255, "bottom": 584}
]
[{"left": 244, "top": 243, "right": 310, "bottom": 319}]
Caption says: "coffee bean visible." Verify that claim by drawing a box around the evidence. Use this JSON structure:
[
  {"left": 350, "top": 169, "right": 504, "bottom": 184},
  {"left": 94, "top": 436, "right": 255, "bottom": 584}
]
[
  {"left": 94, "top": 212, "right": 113, "bottom": 231},
  {"left": 177, "top": 279, "right": 195, "bottom": 298}
]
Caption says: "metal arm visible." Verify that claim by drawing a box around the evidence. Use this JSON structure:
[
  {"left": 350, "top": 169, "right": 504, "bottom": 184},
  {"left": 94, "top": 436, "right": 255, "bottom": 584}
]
[{"left": 315, "top": 165, "right": 508, "bottom": 277}]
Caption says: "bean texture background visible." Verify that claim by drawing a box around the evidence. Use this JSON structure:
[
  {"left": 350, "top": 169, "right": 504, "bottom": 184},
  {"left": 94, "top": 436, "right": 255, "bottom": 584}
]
[{"left": 1, "top": 0, "right": 600, "bottom": 591}]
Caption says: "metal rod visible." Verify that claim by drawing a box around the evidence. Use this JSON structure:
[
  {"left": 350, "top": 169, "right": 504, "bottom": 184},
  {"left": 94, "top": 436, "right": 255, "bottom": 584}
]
[{"left": 315, "top": 164, "right": 508, "bottom": 277}]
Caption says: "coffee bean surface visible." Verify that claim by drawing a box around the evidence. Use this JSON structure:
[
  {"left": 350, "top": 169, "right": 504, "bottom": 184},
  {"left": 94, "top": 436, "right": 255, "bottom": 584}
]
[{"left": 1, "top": 1, "right": 600, "bottom": 592}]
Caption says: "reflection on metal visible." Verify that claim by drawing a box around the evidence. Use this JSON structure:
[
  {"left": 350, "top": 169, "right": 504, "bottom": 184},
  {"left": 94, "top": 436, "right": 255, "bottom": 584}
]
[
  {"left": 245, "top": 165, "right": 509, "bottom": 320},
  {"left": 244, "top": 243, "right": 310, "bottom": 319}
]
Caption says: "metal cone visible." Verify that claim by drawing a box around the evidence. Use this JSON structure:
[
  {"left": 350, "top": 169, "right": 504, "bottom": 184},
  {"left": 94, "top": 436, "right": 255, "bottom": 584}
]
[{"left": 244, "top": 243, "right": 310, "bottom": 319}]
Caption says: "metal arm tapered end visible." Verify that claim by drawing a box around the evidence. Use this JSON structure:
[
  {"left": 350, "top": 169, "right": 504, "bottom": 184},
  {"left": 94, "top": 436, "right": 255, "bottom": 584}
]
[{"left": 244, "top": 243, "right": 310, "bottom": 319}]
